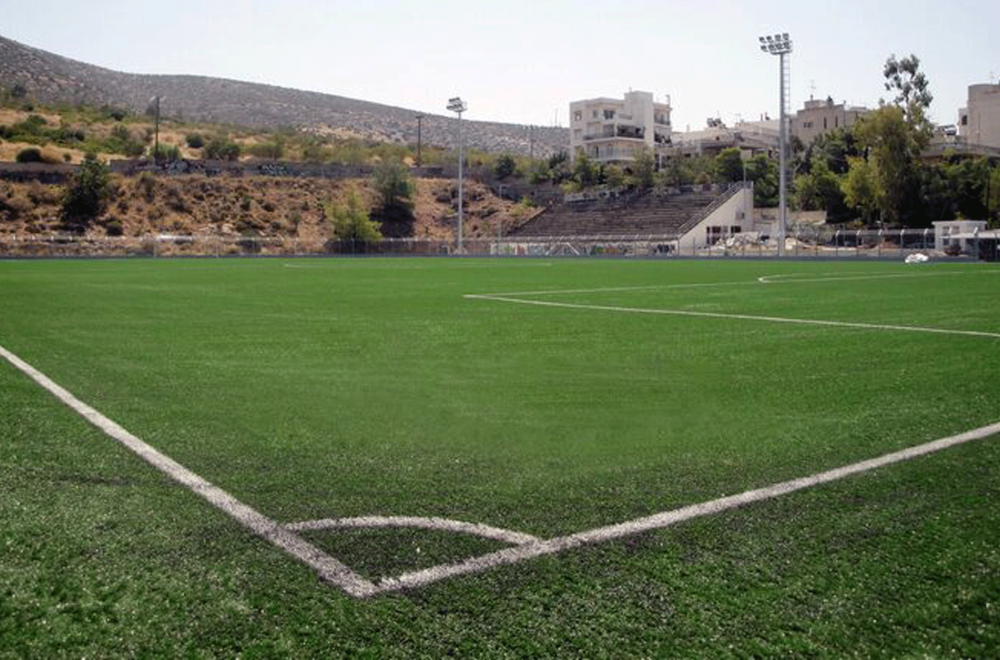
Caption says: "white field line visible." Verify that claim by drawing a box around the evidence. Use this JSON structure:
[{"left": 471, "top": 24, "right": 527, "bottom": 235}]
[
  {"left": 465, "top": 294, "right": 1000, "bottom": 340},
  {"left": 375, "top": 419, "right": 1000, "bottom": 594},
  {"left": 0, "top": 344, "right": 378, "bottom": 599},
  {"left": 477, "top": 268, "right": 1000, "bottom": 298},
  {"left": 286, "top": 516, "right": 540, "bottom": 545},
  {"left": 757, "top": 270, "right": 1000, "bottom": 284}
]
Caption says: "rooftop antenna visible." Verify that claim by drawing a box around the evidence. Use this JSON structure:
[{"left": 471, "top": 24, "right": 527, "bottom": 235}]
[{"left": 809, "top": 79, "right": 816, "bottom": 100}]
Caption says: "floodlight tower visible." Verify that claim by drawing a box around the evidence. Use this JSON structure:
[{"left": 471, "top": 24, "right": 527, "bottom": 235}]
[
  {"left": 447, "top": 97, "right": 468, "bottom": 252},
  {"left": 759, "top": 33, "right": 792, "bottom": 257}
]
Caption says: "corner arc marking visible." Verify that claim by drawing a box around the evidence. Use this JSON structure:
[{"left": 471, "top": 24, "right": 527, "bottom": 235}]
[{"left": 285, "top": 516, "right": 540, "bottom": 545}]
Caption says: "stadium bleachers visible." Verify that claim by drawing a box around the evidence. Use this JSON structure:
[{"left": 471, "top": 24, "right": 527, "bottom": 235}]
[{"left": 511, "top": 190, "right": 723, "bottom": 237}]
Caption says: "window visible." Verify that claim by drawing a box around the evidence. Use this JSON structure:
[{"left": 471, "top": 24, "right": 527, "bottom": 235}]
[
  {"left": 573, "top": 110, "right": 582, "bottom": 121},
  {"left": 604, "top": 109, "right": 615, "bottom": 120},
  {"left": 834, "top": 116, "right": 839, "bottom": 128},
  {"left": 823, "top": 117, "right": 828, "bottom": 130},
  {"left": 803, "top": 121, "right": 813, "bottom": 129},
  {"left": 592, "top": 110, "right": 599, "bottom": 119}
]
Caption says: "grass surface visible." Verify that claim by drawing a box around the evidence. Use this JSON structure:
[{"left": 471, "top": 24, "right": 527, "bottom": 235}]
[{"left": 1, "top": 257, "right": 999, "bottom": 656}]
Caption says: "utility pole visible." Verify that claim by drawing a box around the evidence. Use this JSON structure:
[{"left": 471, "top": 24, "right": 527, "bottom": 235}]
[
  {"left": 415, "top": 114, "right": 424, "bottom": 167},
  {"left": 150, "top": 95, "right": 161, "bottom": 165},
  {"left": 529, "top": 125, "right": 535, "bottom": 161}
]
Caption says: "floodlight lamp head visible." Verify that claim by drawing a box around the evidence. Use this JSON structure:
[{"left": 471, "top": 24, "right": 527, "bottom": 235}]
[{"left": 447, "top": 97, "right": 467, "bottom": 114}]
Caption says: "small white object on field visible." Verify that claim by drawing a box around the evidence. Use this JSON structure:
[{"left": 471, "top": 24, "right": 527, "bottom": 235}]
[{"left": 904, "top": 253, "right": 930, "bottom": 264}]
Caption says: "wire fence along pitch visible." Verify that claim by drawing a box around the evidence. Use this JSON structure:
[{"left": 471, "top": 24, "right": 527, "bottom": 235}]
[{"left": 0, "top": 229, "right": 992, "bottom": 260}]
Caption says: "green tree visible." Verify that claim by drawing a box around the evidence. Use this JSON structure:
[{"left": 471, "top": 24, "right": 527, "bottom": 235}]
[
  {"left": 883, "top": 54, "right": 933, "bottom": 119},
  {"left": 604, "top": 165, "right": 626, "bottom": 189},
  {"left": 794, "top": 157, "right": 850, "bottom": 222},
  {"left": 494, "top": 154, "right": 516, "bottom": 180},
  {"left": 572, "top": 152, "right": 599, "bottom": 188},
  {"left": 370, "top": 161, "right": 415, "bottom": 237},
  {"left": 745, "top": 154, "right": 778, "bottom": 207},
  {"left": 662, "top": 153, "right": 689, "bottom": 187},
  {"left": 630, "top": 147, "right": 656, "bottom": 191},
  {"left": 714, "top": 147, "right": 745, "bottom": 183},
  {"left": 60, "top": 153, "right": 112, "bottom": 230},
  {"left": 804, "top": 128, "right": 859, "bottom": 175},
  {"left": 326, "top": 188, "right": 382, "bottom": 242},
  {"left": 185, "top": 133, "right": 205, "bottom": 149},
  {"left": 853, "top": 105, "right": 928, "bottom": 226},
  {"left": 528, "top": 159, "right": 552, "bottom": 184},
  {"left": 842, "top": 156, "right": 883, "bottom": 225}
]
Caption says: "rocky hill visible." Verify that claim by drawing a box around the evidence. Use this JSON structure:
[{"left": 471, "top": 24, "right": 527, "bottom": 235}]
[{"left": 0, "top": 35, "right": 568, "bottom": 156}]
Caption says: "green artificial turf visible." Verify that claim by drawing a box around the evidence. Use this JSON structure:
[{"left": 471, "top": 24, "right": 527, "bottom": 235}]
[{"left": 1, "top": 256, "right": 998, "bottom": 656}]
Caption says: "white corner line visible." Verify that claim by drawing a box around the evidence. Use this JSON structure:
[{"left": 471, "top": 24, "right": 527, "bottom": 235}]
[
  {"left": 286, "top": 516, "right": 540, "bottom": 546},
  {"left": 0, "top": 344, "right": 378, "bottom": 599},
  {"left": 373, "top": 419, "right": 1000, "bottom": 594},
  {"left": 467, "top": 294, "right": 1000, "bottom": 340}
]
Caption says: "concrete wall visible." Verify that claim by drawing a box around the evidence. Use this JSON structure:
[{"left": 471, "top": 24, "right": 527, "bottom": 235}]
[{"left": 678, "top": 186, "right": 753, "bottom": 250}]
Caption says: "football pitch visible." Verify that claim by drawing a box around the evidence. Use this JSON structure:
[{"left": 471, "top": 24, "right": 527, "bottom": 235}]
[{"left": 2, "top": 256, "right": 999, "bottom": 656}]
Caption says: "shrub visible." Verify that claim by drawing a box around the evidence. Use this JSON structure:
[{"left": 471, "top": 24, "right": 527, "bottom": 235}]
[
  {"left": 325, "top": 187, "right": 381, "bottom": 242},
  {"left": 105, "top": 217, "right": 124, "bottom": 236},
  {"left": 185, "top": 133, "right": 205, "bottom": 149},
  {"left": 0, "top": 193, "right": 33, "bottom": 219},
  {"left": 111, "top": 125, "right": 131, "bottom": 142},
  {"left": 136, "top": 171, "right": 158, "bottom": 202},
  {"left": 152, "top": 144, "right": 181, "bottom": 162},
  {"left": 60, "top": 153, "right": 112, "bottom": 230},
  {"left": 16, "top": 147, "right": 44, "bottom": 163},
  {"left": 248, "top": 141, "right": 284, "bottom": 160},
  {"left": 494, "top": 154, "right": 517, "bottom": 179},
  {"left": 204, "top": 137, "right": 241, "bottom": 161}
]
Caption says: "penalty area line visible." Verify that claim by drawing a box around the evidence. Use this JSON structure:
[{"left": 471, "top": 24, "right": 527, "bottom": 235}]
[
  {"left": 0, "top": 344, "right": 378, "bottom": 599},
  {"left": 465, "top": 294, "right": 1000, "bottom": 340}
]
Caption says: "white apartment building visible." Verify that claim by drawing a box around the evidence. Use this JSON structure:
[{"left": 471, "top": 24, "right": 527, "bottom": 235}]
[
  {"left": 958, "top": 83, "right": 1000, "bottom": 149},
  {"left": 790, "top": 97, "right": 868, "bottom": 146},
  {"left": 569, "top": 91, "right": 672, "bottom": 165}
]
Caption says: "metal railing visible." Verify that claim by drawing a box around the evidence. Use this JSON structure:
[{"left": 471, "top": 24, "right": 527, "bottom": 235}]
[{"left": 0, "top": 227, "right": 992, "bottom": 260}]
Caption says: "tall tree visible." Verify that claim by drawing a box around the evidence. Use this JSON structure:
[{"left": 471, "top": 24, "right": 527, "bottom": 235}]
[
  {"left": 883, "top": 54, "right": 933, "bottom": 121},
  {"left": 841, "top": 156, "right": 883, "bottom": 225}
]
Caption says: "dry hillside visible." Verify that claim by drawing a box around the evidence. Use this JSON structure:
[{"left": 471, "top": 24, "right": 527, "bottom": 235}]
[
  {"left": 0, "top": 175, "right": 540, "bottom": 248},
  {"left": 0, "top": 34, "right": 568, "bottom": 156}
]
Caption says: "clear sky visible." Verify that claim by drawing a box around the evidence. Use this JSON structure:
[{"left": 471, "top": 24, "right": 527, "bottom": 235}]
[{"left": 1, "top": 0, "right": 996, "bottom": 130}]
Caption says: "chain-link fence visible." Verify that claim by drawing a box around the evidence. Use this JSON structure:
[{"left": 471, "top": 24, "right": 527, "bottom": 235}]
[{"left": 1, "top": 228, "right": 995, "bottom": 260}]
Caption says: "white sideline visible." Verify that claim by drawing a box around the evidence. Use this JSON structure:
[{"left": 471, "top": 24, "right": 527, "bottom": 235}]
[
  {"left": 0, "top": 344, "right": 378, "bottom": 599},
  {"left": 286, "top": 516, "right": 540, "bottom": 545},
  {"left": 374, "top": 419, "right": 1000, "bottom": 594},
  {"left": 475, "top": 268, "right": 1000, "bottom": 298},
  {"left": 465, "top": 294, "right": 1000, "bottom": 340},
  {"left": 757, "top": 270, "right": 1000, "bottom": 284}
]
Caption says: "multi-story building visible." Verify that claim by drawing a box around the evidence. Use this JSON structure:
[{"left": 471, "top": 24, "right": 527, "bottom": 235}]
[
  {"left": 673, "top": 118, "right": 779, "bottom": 158},
  {"left": 958, "top": 83, "right": 1000, "bottom": 149},
  {"left": 790, "top": 97, "right": 868, "bottom": 146},
  {"left": 569, "top": 91, "right": 672, "bottom": 165}
]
